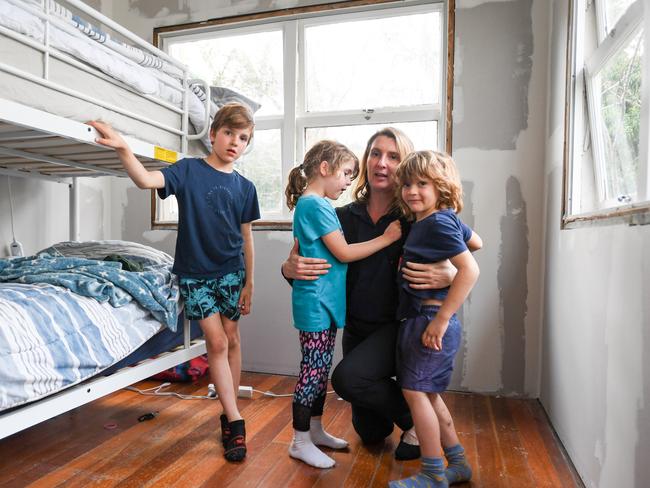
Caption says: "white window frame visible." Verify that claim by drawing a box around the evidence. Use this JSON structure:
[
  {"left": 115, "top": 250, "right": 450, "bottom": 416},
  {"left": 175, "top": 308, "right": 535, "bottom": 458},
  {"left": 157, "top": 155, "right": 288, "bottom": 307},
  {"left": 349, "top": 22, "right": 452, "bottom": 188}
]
[
  {"left": 155, "top": 1, "right": 448, "bottom": 226},
  {"left": 563, "top": 0, "right": 649, "bottom": 227}
]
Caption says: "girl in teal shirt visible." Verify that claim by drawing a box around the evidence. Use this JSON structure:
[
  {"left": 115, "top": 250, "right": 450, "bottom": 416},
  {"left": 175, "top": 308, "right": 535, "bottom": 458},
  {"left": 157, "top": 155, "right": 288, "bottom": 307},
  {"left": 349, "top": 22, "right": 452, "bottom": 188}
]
[{"left": 284, "top": 140, "right": 401, "bottom": 469}]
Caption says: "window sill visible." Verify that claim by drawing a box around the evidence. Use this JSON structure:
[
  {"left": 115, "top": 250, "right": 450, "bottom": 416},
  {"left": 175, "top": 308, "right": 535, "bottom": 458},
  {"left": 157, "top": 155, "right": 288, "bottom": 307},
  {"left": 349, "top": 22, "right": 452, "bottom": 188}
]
[
  {"left": 562, "top": 201, "right": 650, "bottom": 229},
  {"left": 151, "top": 221, "right": 293, "bottom": 231}
]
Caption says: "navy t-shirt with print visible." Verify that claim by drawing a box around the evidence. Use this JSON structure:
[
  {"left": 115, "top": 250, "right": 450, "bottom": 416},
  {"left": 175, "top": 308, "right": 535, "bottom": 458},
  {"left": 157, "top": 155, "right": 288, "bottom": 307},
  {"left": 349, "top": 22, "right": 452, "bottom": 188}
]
[
  {"left": 397, "top": 208, "right": 470, "bottom": 319},
  {"left": 158, "top": 157, "right": 260, "bottom": 279}
]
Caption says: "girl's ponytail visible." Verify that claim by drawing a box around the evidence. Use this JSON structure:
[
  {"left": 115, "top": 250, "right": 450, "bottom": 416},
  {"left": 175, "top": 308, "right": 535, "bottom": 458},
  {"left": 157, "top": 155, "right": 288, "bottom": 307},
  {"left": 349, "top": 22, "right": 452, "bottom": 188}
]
[
  {"left": 285, "top": 165, "right": 307, "bottom": 210},
  {"left": 285, "top": 140, "right": 359, "bottom": 211}
]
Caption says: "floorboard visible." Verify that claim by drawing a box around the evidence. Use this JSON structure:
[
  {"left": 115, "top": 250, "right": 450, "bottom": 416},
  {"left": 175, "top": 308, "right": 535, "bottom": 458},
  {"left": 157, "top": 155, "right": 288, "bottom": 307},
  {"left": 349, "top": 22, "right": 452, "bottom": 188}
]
[{"left": 0, "top": 373, "right": 584, "bottom": 488}]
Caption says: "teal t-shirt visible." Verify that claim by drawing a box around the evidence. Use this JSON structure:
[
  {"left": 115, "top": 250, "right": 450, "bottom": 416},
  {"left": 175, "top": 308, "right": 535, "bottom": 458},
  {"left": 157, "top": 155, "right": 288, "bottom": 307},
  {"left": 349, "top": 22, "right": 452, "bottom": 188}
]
[{"left": 292, "top": 195, "right": 347, "bottom": 332}]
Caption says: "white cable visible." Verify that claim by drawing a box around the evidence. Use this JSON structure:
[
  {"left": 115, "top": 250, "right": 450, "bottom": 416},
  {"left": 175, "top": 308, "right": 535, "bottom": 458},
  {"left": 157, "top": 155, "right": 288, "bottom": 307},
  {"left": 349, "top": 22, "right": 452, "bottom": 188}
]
[
  {"left": 125, "top": 382, "right": 337, "bottom": 400},
  {"left": 125, "top": 382, "right": 216, "bottom": 400},
  {"left": 6, "top": 177, "right": 16, "bottom": 241}
]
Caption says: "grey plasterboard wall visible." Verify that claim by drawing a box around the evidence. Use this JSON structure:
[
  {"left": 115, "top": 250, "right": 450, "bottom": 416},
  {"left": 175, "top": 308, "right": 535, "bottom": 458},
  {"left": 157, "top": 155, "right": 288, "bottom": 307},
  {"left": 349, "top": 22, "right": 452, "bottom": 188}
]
[
  {"left": 100, "top": 0, "right": 548, "bottom": 397},
  {"left": 541, "top": 1, "right": 650, "bottom": 487}
]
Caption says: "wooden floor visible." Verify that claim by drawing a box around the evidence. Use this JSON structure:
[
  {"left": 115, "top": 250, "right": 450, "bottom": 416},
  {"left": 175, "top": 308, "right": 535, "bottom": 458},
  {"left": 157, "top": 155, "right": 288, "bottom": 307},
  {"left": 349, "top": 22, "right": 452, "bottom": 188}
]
[{"left": 0, "top": 372, "right": 583, "bottom": 487}]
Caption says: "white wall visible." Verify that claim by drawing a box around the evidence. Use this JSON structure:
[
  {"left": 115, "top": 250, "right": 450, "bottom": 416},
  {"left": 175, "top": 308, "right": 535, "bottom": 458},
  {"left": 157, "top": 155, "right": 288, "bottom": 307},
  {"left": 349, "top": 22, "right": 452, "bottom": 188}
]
[
  {"left": 0, "top": 176, "right": 111, "bottom": 257},
  {"left": 99, "top": 0, "right": 550, "bottom": 396},
  {"left": 541, "top": 1, "right": 650, "bottom": 487}
]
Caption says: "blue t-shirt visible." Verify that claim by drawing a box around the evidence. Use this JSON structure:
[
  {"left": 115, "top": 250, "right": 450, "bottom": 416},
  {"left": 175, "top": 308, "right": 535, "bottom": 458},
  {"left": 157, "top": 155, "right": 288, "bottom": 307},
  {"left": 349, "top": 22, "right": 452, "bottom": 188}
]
[
  {"left": 397, "top": 209, "right": 470, "bottom": 319},
  {"left": 292, "top": 195, "right": 347, "bottom": 332},
  {"left": 158, "top": 157, "right": 260, "bottom": 278}
]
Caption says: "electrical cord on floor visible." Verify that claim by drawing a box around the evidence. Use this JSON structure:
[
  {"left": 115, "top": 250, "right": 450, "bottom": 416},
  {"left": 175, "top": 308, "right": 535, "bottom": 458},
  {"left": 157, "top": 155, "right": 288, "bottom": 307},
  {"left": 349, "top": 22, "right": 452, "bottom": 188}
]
[
  {"left": 125, "top": 382, "right": 336, "bottom": 400},
  {"left": 125, "top": 382, "right": 215, "bottom": 400}
]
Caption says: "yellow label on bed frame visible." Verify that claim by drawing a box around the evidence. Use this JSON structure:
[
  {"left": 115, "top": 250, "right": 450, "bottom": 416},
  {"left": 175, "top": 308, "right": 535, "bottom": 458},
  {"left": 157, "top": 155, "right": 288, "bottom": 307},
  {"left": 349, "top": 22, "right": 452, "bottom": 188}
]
[{"left": 154, "top": 146, "right": 178, "bottom": 163}]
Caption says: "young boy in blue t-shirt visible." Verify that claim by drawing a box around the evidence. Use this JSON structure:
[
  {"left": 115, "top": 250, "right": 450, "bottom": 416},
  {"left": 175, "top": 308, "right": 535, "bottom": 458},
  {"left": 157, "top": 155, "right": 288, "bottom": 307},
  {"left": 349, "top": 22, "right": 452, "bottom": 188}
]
[
  {"left": 390, "top": 150, "right": 481, "bottom": 488},
  {"left": 89, "top": 103, "right": 260, "bottom": 462}
]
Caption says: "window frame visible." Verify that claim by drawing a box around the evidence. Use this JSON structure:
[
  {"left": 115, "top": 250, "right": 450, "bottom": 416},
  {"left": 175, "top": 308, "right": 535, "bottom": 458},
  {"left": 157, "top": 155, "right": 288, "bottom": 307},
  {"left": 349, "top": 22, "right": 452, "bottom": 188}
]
[
  {"left": 563, "top": 0, "right": 649, "bottom": 228},
  {"left": 151, "top": 0, "right": 455, "bottom": 230}
]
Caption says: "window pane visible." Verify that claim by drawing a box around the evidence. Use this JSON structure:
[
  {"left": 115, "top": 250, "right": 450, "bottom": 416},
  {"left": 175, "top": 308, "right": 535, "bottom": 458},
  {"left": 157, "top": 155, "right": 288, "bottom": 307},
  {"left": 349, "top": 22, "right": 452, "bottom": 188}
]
[
  {"left": 168, "top": 30, "right": 283, "bottom": 116},
  {"left": 305, "top": 121, "right": 438, "bottom": 206},
  {"left": 604, "top": 0, "right": 635, "bottom": 34},
  {"left": 596, "top": 29, "right": 643, "bottom": 201},
  {"left": 237, "top": 129, "right": 283, "bottom": 215},
  {"left": 304, "top": 12, "right": 440, "bottom": 112},
  {"left": 156, "top": 194, "right": 178, "bottom": 223}
]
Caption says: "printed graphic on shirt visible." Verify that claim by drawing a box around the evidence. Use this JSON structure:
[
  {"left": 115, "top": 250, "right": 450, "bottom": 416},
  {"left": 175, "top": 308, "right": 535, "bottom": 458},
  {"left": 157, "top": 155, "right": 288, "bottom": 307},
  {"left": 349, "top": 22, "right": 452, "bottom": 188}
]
[{"left": 206, "top": 185, "right": 234, "bottom": 217}]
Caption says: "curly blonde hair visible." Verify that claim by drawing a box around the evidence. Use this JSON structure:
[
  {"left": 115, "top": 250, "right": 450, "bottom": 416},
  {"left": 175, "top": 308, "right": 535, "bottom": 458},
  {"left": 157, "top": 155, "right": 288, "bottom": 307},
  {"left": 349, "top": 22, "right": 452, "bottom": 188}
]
[{"left": 396, "top": 150, "right": 464, "bottom": 219}]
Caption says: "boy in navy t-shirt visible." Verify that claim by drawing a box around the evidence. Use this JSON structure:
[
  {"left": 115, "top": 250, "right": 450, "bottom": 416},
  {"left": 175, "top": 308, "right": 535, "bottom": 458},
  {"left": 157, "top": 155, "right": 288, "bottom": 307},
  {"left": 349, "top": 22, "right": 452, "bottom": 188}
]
[
  {"left": 89, "top": 103, "right": 260, "bottom": 462},
  {"left": 389, "top": 150, "right": 481, "bottom": 488}
]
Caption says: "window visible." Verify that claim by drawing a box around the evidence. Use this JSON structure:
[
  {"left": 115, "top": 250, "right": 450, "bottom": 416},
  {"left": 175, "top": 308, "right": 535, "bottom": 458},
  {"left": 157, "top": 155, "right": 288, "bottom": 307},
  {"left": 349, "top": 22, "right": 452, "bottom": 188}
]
[
  {"left": 563, "top": 0, "right": 647, "bottom": 226},
  {"left": 153, "top": 1, "right": 450, "bottom": 226}
]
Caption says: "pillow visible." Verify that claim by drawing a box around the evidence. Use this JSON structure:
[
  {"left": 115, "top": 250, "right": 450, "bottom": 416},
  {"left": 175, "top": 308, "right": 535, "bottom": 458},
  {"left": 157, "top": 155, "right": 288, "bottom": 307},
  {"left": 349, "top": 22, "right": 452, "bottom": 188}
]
[
  {"left": 40, "top": 240, "right": 173, "bottom": 267},
  {"left": 209, "top": 86, "right": 261, "bottom": 116}
]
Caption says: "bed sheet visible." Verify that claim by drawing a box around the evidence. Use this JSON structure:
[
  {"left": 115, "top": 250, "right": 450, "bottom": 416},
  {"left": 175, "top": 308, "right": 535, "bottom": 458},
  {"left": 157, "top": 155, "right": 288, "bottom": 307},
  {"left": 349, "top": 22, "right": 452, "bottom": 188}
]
[{"left": 0, "top": 282, "right": 163, "bottom": 411}]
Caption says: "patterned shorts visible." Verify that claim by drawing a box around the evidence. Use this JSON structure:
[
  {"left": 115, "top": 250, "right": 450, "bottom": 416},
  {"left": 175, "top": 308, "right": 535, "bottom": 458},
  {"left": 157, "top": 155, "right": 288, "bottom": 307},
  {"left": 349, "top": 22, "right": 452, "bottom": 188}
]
[{"left": 179, "top": 270, "right": 245, "bottom": 321}]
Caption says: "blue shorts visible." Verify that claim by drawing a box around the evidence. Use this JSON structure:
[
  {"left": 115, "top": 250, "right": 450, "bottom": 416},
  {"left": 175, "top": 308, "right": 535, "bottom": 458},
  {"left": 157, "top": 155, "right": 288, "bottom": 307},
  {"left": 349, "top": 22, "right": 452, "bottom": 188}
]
[
  {"left": 179, "top": 270, "right": 245, "bottom": 321},
  {"left": 396, "top": 306, "right": 461, "bottom": 393}
]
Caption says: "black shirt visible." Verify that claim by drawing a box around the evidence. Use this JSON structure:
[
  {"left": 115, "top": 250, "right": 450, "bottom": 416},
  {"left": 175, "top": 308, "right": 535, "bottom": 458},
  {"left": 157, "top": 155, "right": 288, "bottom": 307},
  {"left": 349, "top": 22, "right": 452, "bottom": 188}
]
[{"left": 336, "top": 202, "right": 410, "bottom": 337}]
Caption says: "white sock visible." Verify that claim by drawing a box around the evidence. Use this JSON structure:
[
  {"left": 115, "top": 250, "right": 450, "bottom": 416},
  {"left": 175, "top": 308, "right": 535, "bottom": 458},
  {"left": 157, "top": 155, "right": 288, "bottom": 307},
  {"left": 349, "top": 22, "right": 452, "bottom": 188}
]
[
  {"left": 309, "top": 418, "right": 348, "bottom": 449},
  {"left": 403, "top": 427, "right": 419, "bottom": 445},
  {"left": 289, "top": 430, "right": 336, "bottom": 468}
]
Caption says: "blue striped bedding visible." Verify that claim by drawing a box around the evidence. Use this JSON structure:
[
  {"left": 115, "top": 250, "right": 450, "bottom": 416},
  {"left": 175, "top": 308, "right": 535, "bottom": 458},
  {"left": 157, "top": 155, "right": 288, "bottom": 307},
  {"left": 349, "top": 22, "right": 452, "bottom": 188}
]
[
  {"left": 0, "top": 241, "right": 180, "bottom": 412},
  {"left": 0, "top": 283, "right": 162, "bottom": 411}
]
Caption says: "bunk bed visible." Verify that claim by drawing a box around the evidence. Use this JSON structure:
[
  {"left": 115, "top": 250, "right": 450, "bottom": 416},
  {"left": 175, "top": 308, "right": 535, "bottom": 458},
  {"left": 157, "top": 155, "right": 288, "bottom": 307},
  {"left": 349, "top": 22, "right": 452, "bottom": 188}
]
[{"left": 0, "top": 0, "right": 214, "bottom": 439}]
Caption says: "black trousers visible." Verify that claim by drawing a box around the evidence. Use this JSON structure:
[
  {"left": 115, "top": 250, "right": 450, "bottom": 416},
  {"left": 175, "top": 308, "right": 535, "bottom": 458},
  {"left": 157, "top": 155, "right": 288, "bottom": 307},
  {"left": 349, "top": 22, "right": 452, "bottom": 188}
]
[{"left": 331, "top": 321, "right": 413, "bottom": 444}]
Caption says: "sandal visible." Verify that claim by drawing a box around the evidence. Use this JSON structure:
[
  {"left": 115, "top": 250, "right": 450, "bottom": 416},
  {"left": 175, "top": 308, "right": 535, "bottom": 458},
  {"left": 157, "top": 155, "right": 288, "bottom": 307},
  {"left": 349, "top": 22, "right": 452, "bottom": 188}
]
[{"left": 224, "top": 419, "right": 246, "bottom": 462}]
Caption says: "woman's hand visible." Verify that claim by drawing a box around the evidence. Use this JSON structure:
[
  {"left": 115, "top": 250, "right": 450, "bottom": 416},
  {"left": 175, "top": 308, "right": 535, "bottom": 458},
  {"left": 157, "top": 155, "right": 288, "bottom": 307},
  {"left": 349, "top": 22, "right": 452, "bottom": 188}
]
[
  {"left": 402, "top": 260, "right": 456, "bottom": 289},
  {"left": 281, "top": 238, "right": 331, "bottom": 281},
  {"left": 383, "top": 220, "right": 402, "bottom": 243}
]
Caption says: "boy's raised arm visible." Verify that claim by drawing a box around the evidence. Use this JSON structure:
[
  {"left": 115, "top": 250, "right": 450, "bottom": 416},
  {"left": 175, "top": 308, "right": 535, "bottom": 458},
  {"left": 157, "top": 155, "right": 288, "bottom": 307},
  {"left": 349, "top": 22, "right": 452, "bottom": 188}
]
[{"left": 88, "top": 121, "right": 165, "bottom": 190}]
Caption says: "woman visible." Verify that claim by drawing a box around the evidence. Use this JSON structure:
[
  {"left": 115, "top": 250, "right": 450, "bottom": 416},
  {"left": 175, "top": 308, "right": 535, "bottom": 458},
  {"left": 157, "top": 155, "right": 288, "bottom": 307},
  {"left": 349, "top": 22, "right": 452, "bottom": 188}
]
[{"left": 282, "top": 128, "right": 476, "bottom": 460}]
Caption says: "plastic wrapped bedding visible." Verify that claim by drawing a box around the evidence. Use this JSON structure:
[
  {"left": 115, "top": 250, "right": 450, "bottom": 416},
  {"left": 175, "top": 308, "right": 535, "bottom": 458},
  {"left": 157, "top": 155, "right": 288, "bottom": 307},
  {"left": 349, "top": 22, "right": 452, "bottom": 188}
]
[{"left": 41, "top": 240, "right": 174, "bottom": 267}]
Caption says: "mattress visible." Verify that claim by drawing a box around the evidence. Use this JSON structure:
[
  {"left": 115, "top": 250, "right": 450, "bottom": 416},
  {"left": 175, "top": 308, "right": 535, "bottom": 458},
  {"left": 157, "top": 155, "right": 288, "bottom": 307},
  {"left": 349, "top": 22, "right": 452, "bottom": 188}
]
[
  {"left": 0, "top": 282, "right": 164, "bottom": 411},
  {"left": 0, "top": 240, "right": 183, "bottom": 411}
]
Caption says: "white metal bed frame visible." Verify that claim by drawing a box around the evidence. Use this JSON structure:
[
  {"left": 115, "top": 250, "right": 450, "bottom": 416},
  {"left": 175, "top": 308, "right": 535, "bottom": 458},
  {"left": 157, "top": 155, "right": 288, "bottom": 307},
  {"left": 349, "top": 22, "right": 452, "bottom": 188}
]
[{"left": 0, "top": 0, "right": 213, "bottom": 440}]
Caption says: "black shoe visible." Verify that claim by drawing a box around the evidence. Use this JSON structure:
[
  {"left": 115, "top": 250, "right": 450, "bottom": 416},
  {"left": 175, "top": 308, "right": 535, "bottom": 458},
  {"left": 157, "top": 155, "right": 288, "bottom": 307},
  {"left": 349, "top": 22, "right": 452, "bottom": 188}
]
[
  {"left": 224, "top": 419, "right": 246, "bottom": 462},
  {"left": 394, "top": 432, "right": 420, "bottom": 460}
]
